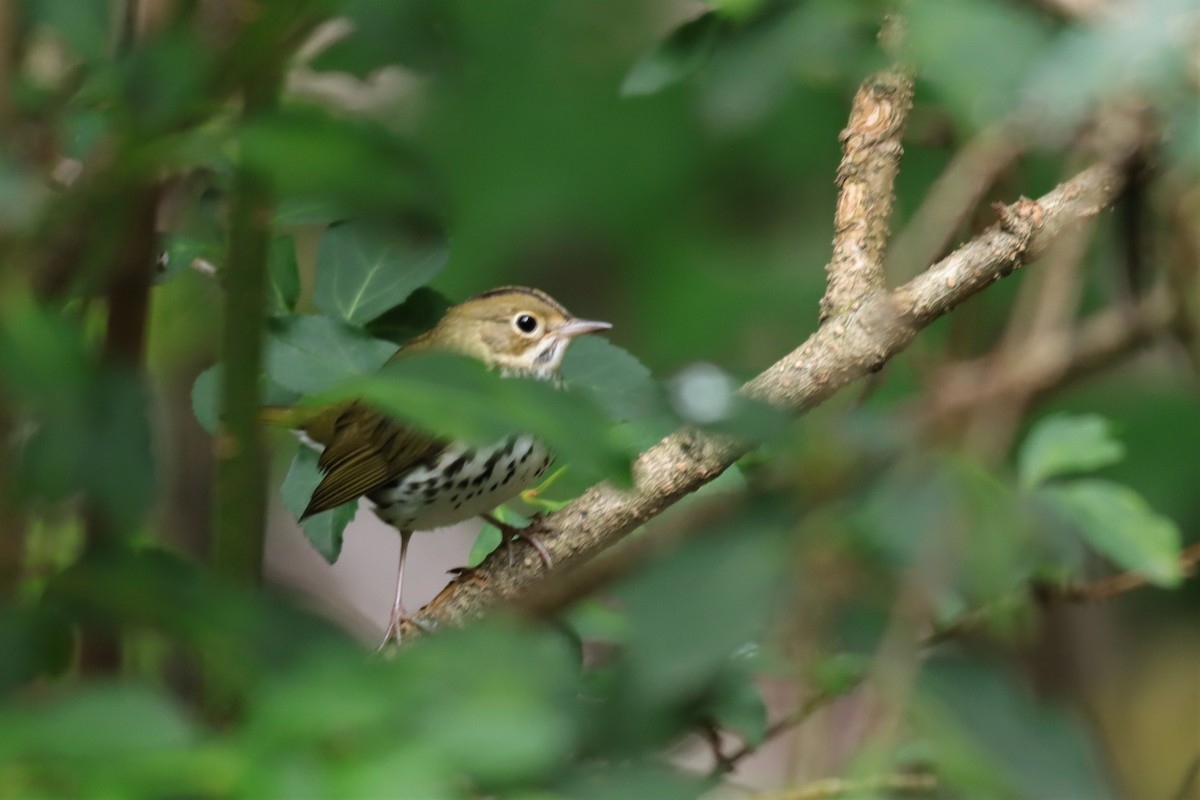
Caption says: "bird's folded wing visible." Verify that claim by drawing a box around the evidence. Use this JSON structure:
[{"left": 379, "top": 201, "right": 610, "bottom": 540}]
[{"left": 302, "top": 407, "right": 444, "bottom": 518}]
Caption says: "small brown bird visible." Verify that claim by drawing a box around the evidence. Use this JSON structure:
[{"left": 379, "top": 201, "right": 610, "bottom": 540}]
[{"left": 283, "top": 286, "right": 611, "bottom": 647}]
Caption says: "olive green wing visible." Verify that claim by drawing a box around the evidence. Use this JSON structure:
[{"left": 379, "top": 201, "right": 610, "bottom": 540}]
[{"left": 301, "top": 404, "right": 445, "bottom": 519}]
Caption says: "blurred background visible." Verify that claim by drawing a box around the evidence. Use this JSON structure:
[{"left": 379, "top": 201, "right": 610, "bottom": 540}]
[{"left": 0, "top": 0, "right": 1198, "bottom": 797}]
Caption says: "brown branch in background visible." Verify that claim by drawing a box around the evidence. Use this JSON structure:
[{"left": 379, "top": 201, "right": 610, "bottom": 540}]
[
  {"left": 1043, "top": 541, "right": 1200, "bottom": 603},
  {"left": 926, "top": 541, "right": 1200, "bottom": 645},
  {"left": 819, "top": 53, "right": 914, "bottom": 321},
  {"left": 716, "top": 688, "right": 851, "bottom": 776},
  {"left": 923, "top": 282, "right": 1175, "bottom": 425},
  {"left": 406, "top": 162, "right": 1127, "bottom": 637},
  {"left": 746, "top": 773, "right": 938, "bottom": 800},
  {"left": 76, "top": 0, "right": 170, "bottom": 674}
]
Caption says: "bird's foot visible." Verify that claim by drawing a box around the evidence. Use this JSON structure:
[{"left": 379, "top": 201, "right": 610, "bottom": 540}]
[
  {"left": 374, "top": 607, "right": 432, "bottom": 653},
  {"left": 482, "top": 513, "right": 554, "bottom": 570}
]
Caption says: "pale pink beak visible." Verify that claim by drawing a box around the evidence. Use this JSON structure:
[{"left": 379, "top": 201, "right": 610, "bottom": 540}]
[{"left": 557, "top": 319, "right": 612, "bottom": 338}]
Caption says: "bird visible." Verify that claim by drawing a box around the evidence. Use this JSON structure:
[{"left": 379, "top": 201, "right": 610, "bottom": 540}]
[{"left": 276, "top": 286, "right": 611, "bottom": 648}]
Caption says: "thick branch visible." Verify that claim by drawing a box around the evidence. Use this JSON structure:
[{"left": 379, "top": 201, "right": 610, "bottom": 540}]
[
  {"left": 819, "top": 61, "right": 914, "bottom": 320},
  {"left": 407, "top": 162, "right": 1126, "bottom": 635}
]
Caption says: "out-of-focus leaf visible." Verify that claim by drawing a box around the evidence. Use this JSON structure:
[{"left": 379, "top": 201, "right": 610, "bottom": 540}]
[
  {"left": 915, "top": 659, "right": 1114, "bottom": 799},
  {"left": 265, "top": 315, "right": 398, "bottom": 395},
  {"left": 1020, "top": 0, "right": 1195, "bottom": 140},
  {"left": 314, "top": 221, "right": 448, "bottom": 325},
  {"left": 0, "top": 683, "right": 197, "bottom": 760},
  {"left": 1018, "top": 414, "right": 1125, "bottom": 489},
  {"left": 274, "top": 197, "right": 347, "bottom": 226},
  {"left": 561, "top": 336, "right": 666, "bottom": 423},
  {"left": 619, "top": 504, "right": 785, "bottom": 703},
  {"left": 709, "top": 0, "right": 768, "bottom": 20},
  {"left": 364, "top": 286, "right": 452, "bottom": 346},
  {"left": 191, "top": 365, "right": 300, "bottom": 435},
  {"left": 307, "top": 353, "right": 632, "bottom": 485},
  {"left": 906, "top": 0, "right": 1052, "bottom": 129},
  {"left": 308, "top": 0, "right": 451, "bottom": 76},
  {"left": 26, "top": 0, "right": 113, "bottom": 63},
  {"left": 280, "top": 446, "right": 358, "bottom": 562},
  {"left": 709, "top": 670, "right": 767, "bottom": 747},
  {"left": 560, "top": 762, "right": 703, "bottom": 800},
  {"left": 0, "top": 606, "right": 74, "bottom": 693},
  {"left": 621, "top": 12, "right": 723, "bottom": 98},
  {"left": 239, "top": 108, "right": 442, "bottom": 214},
  {"left": 1040, "top": 479, "right": 1182, "bottom": 587},
  {"left": 268, "top": 236, "right": 301, "bottom": 316},
  {"left": 811, "top": 652, "right": 869, "bottom": 697}
]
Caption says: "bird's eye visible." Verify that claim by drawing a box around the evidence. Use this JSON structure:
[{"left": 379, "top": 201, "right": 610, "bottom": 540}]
[{"left": 514, "top": 313, "right": 539, "bottom": 334}]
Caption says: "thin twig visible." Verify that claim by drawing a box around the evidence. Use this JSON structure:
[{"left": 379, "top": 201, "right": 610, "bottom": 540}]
[{"left": 926, "top": 541, "right": 1200, "bottom": 644}]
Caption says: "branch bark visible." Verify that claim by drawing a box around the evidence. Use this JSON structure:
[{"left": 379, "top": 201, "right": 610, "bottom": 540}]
[
  {"left": 819, "top": 59, "right": 914, "bottom": 320},
  {"left": 407, "top": 162, "right": 1126, "bottom": 636}
]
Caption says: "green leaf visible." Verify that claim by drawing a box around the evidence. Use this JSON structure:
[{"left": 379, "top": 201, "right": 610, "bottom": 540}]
[
  {"left": 621, "top": 12, "right": 723, "bottom": 97},
  {"left": 27, "top": 0, "right": 113, "bottom": 63},
  {"left": 1, "top": 683, "right": 197, "bottom": 760},
  {"left": 618, "top": 505, "right": 786, "bottom": 704},
  {"left": 709, "top": 670, "right": 767, "bottom": 748},
  {"left": 267, "top": 236, "right": 301, "bottom": 316},
  {"left": 280, "top": 446, "right": 358, "bottom": 562},
  {"left": 314, "top": 221, "right": 449, "bottom": 325},
  {"left": 906, "top": 0, "right": 1053, "bottom": 129},
  {"left": 1018, "top": 414, "right": 1125, "bottom": 489},
  {"left": 239, "top": 108, "right": 442, "bottom": 214},
  {"left": 191, "top": 366, "right": 301, "bottom": 435},
  {"left": 561, "top": 336, "right": 667, "bottom": 423},
  {"left": 1040, "top": 479, "right": 1182, "bottom": 586},
  {"left": 265, "top": 314, "right": 398, "bottom": 395}
]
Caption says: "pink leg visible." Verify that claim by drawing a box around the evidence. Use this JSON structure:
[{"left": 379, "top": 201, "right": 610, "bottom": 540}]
[{"left": 376, "top": 529, "right": 413, "bottom": 651}]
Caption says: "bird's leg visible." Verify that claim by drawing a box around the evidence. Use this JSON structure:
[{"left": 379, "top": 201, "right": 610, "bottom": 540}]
[
  {"left": 376, "top": 529, "right": 414, "bottom": 652},
  {"left": 481, "top": 512, "right": 553, "bottom": 570}
]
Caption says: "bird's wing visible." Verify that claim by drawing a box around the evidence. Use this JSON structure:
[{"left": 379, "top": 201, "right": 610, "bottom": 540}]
[{"left": 302, "top": 404, "right": 444, "bottom": 519}]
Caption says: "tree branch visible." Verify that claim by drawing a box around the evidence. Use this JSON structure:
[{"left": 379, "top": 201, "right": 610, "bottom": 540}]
[
  {"left": 406, "top": 161, "right": 1126, "bottom": 636},
  {"left": 819, "top": 54, "right": 914, "bottom": 320}
]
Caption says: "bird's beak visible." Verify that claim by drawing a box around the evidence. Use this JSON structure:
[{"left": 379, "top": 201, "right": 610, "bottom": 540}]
[{"left": 557, "top": 318, "right": 612, "bottom": 338}]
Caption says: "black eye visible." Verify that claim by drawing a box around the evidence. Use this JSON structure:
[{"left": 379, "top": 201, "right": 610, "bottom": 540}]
[{"left": 515, "top": 313, "right": 538, "bottom": 333}]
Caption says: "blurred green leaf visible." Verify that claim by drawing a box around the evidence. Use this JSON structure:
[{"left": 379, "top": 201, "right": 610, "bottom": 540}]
[
  {"left": 561, "top": 335, "right": 667, "bottom": 423},
  {"left": 268, "top": 236, "right": 301, "bottom": 316},
  {"left": 191, "top": 365, "right": 301, "bottom": 435},
  {"left": 307, "top": 353, "right": 632, "bottom": 484},
  {"left": 0, "top": 683, "right": 197, "bottom": 760},
  {"left": 314, "top": 221, "right": 448, "bottom": 325},
  {"left": 621, "top": 12, "right": 722, "bottom": 98},
  {"left": 916, "top": 659, "right": 1114, "bottom": 799},
  {"left": 906, "top": 0, "right": 1052, "bottom": 129},
  {"left": 1040, "top": 479, "right": 1182, "bottom": 587},
  {"left": 280, "top": 446, "right": 358, "bottom": 562},
  {"left": 25, "top": 0, "right": 113, "bottom": 63},
  {"left": 618, "top": 504, "right": 785, "bottom": 704},
  {"left": 308, "top": 0, "right": 452, "bottom": 76},
  {"left": 265, "top": 314, "right": 398, "bottom": 395},
  {"left": 1018, "top": 414, "right": 1125, "bottom": 489},
  {"left": 709, "top": 669, "right": 767, "bottom": 747},
  {"left": 239, "top": 108, "right": 442, "bottom": 214}
]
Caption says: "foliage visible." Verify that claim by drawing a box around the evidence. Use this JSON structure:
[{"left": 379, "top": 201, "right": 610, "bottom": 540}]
[{"left": 0, "top": 0, "right": 1196, "bottom": 798}]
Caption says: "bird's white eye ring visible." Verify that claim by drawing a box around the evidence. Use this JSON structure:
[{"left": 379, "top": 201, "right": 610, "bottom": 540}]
[{"left": 514, "top": 313, "right": 539, "bottom": 335}]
